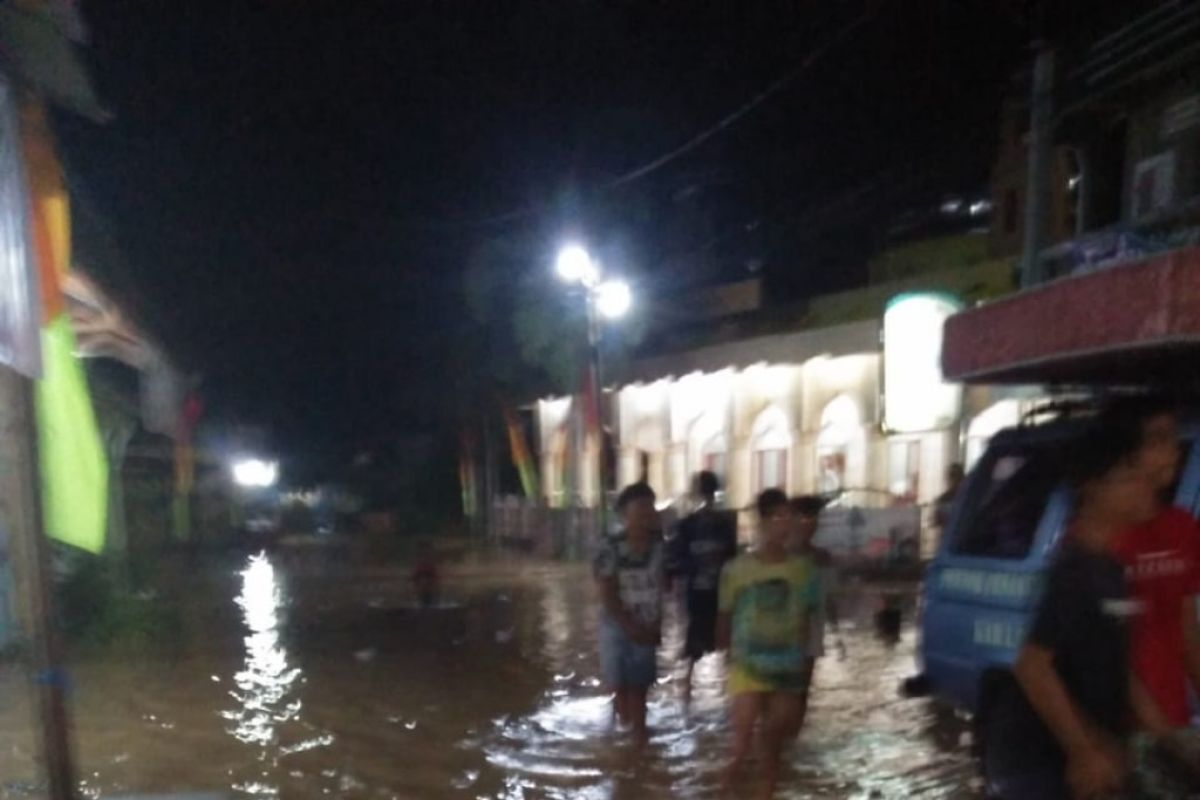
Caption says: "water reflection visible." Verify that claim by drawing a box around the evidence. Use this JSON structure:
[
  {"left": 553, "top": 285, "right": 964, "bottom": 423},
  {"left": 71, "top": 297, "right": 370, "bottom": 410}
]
[
  {"left": 0, "top": 559, "right": 979, "bottom": 799},
  {"left": 221, "top": 553, "right": 304, "bottom": 794}
]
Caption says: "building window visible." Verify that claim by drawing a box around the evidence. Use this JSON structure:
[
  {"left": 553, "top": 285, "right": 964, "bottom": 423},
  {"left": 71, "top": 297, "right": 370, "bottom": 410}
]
[
  {"left": 888, "top": 440, "right": 921, "bottom": 504},
  {"left": 953, "top": 442, "right": 1061, "bottom": 559},
  {"left": 751, "top": 405, "right": 792, "bottom": 494},
  {"left": 816, "top": 394, "right": 862, "bottom": 496},
  {"left": 817, "top": 450, "right": 845, "bottom": 494},
  {"left": 756, "top": 449, "right": 788, "bottom": 492}
]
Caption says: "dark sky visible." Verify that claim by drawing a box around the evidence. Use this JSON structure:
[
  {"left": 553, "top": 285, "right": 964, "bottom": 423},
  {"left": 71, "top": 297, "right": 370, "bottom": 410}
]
[{"left": 53, "top": 1, "right": 1068, "bottom": 470}]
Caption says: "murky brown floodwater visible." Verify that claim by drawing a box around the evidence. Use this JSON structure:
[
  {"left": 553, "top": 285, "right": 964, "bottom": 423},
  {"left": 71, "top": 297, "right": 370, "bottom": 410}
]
[{"left": 0, "top": 551, "right": 980, "bottom": 799}]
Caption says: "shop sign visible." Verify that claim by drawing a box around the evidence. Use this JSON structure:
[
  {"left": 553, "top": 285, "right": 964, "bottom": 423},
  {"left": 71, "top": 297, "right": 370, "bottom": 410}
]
[{"left": 883, "top": 293, "right": 962, "bottom": 433}]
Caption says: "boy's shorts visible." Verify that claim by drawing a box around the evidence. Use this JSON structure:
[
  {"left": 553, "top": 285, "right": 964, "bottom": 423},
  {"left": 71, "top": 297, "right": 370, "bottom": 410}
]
[
  {"left": 728, "top": 663, "right": 810, "bottom": 696},
  {"left": 600, "top": 621, "right": 657, "bottom": 689}
]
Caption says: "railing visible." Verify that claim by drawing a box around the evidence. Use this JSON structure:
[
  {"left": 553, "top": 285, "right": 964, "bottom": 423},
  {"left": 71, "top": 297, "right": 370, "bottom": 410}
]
[
  {"left": 1037, "top": 221, "right": 1200, "bottom": 281},
  {"left": 490, "top": 492, "right": 932, "bottom": 566},
  {"left": 488, "top": 499, "right": 601, "bottom": 561}
]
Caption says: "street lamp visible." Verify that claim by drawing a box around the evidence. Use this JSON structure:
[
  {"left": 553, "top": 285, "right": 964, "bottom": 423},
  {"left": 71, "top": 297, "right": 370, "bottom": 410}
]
[
  {"left": 555, "top": 243, "right": 599, "bottom": 286},
  {"left": 233, "top": 458, "right": 278, "bottom": 489},
  {"left": 595, "top": 279, "right": 632, "bottom": 320},
  {"left": 555, "top": 244, "right": 632, "bottom": 533}
]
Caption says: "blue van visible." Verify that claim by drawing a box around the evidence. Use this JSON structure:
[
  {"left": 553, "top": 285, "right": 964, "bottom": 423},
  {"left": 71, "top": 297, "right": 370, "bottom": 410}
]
[{"left": 917, "top": 409, "right": 1200, "bottom": 782}]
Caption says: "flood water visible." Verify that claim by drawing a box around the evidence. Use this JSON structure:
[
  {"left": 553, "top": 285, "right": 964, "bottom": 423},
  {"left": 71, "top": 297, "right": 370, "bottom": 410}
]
[{"left": 0, "top": 552, "right": 980, "bottom": 799}]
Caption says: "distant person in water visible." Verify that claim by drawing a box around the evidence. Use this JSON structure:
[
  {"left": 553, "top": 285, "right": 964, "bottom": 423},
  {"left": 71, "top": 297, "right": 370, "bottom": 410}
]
[
  {"left": 412, "top": 543, "right": 440, "bottom": 609},
  {"left": 595, "top": 482, "right": 665, "bottom": 746},
  {"left": 669, "top": 471, "right": 738, "bottom": 704},
  {"left": 719, "top": 489, "right": 819, "bottom": 799}
]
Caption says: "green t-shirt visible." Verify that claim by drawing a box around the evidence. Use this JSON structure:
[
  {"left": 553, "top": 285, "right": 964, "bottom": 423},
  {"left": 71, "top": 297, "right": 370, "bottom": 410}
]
[{"left": 719, "top": 553, "right": 819, "bottom": 680}]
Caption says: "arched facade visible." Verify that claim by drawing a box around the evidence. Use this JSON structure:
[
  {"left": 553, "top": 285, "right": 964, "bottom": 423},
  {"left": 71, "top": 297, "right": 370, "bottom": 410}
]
[
  {"left": 750, "top": 404, "right": 793, "bottom": 493},
  {"left": 815, "top": 394, "right": 864, "bottom": 495}
]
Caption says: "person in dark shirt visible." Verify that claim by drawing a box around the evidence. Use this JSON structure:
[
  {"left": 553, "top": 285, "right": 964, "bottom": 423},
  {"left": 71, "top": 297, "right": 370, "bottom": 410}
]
[
  {"left": 1002, "top": 416, "right": 1162, "bottom": 800},
  {"left": 669, "top": 471, "right": 738, "bottom": 704}
]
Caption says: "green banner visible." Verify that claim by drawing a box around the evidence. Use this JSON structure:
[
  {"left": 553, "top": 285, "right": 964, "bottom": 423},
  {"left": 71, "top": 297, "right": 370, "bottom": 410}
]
[{"left": 36, "top": 315, "right": 108, "bottom": 553}]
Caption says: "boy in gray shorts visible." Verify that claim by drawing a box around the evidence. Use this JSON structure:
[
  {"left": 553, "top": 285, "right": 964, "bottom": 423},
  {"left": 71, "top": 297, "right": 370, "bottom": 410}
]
[{"left": 595, "top": 482, "right": 664, "bottom": 745}]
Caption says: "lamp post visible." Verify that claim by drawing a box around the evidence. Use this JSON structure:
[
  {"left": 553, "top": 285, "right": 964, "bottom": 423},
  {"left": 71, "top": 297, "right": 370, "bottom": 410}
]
[{"left": 555, "top": 244, "right": 631, "bottom": 536}]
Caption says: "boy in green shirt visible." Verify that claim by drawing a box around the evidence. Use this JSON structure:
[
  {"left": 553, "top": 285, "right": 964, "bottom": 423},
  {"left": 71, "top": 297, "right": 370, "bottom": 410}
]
[{"left": 717, "top": 489, "right": 819, "bottom": 799}]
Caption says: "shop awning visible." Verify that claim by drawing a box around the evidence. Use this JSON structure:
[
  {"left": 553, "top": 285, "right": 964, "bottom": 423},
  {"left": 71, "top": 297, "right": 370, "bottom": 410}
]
[{"left": 941, "top": 247, "right": 1200, "bottom": 385}]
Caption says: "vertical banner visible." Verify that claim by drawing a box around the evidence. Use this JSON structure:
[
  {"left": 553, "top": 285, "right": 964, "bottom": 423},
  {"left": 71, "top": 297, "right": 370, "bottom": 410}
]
[
  {"left": 21, "top": 97, "right": 107, "bottom": 553},
  {"left": 502, "top": 405, "right": 538, "bottom": 500},
  {"left": 883, "top": 292, "right": 964, "bottom": 435},
  {"left": 458, "top": 431, "right": 478, "bottom": 519}
]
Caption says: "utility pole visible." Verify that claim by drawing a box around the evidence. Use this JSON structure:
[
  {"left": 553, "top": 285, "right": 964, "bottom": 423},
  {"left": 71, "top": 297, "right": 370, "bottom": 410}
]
[
  {"left": 0, "top": 368, "right": 75, "bottom": 799},
  {"left": 586, "top": 293, "right": 606, "bottom": 540},
  {"left": 1021, "top": 41, "right": 1055, "bottom": 287}
]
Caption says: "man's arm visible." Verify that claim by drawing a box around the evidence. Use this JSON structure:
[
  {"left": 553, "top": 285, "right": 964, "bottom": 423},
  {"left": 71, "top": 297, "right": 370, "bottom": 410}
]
[
  {"left": 1014, "top": 642, "right": 1126, "bottom": 798},
  {"left": 1131, "top": 675, "right": 1174, "bottom": 738},
  {"left": 1014, "top": 643, "right": 1099, "bottom": 756}
]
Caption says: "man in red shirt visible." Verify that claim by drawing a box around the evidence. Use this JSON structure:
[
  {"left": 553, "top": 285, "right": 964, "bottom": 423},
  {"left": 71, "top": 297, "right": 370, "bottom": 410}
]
[{"left": 1109, "top": 397, "right": 1200, "bottom": 733}]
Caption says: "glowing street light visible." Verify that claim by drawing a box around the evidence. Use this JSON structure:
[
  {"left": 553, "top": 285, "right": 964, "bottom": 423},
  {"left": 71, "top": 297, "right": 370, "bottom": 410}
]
[
  {"left": 595, "top": 278, "right": 632, "bottom": 319},
  {"left": 233, "top": 458, "right": 278, "bottom": 489},
  {"left": 555, "top": 244, "right": 598, "bottom": 286},
  {"left": 551, "top": 240, "right": 636, "bottom": 531}
]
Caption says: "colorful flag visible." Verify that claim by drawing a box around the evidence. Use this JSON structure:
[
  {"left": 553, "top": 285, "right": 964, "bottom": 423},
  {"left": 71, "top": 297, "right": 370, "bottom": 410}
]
[
  {"left": 502, "top": 405, "right": 538, "bottom": 500},
  {"left": 458, "top": 431, "right": 478, "bottom": 518},
  {"left": 21, "top": 97, "right": 107, "bottom": 553}
]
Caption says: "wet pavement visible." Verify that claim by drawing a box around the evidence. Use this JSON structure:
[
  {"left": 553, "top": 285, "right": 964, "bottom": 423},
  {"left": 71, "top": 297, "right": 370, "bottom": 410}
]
[{"left": 0, "top": 552, "right": 980, "bottom": 799}]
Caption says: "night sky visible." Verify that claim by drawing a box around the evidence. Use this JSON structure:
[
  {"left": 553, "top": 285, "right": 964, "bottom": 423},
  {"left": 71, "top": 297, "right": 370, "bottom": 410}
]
[{"left": 48, "top": 1, "right": 1128, "bottom": 475}]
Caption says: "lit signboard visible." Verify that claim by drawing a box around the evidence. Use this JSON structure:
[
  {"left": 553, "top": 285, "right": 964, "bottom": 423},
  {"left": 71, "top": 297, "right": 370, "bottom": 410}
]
[{"left": 883, "top": 293, "right": 963, "bottom": 433}]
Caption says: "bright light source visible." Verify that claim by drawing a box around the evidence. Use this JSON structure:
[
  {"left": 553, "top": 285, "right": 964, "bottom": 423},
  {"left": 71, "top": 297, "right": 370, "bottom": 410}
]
[
  {"left": 233, "top": 459, "right": 278, "bottom": 488},
  {"left": 595, "top": 279, "right": 631, "bottom": 319},
  {"left": 939, "top": 198, "right": 963, "bottom": 215},
  {"left": 555, "top": 244, "right": 597, "bottom": 285},
  {"left": 969, "top": 199, "right": 992, "bottom": 216}
]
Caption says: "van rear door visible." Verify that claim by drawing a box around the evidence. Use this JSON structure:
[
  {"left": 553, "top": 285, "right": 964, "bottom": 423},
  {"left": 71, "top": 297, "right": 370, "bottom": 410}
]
[{"left": 921, "top": 432, "right": 1069, "bottom": 711}]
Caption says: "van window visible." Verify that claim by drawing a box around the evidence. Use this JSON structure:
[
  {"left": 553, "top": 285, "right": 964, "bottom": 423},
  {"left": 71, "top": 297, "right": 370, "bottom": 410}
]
[{"left": 953, "top": 442, "right": 1063, "bottom": 559}]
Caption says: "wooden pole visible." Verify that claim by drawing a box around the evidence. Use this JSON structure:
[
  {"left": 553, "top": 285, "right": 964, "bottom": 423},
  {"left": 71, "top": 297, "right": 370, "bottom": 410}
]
[
  {"left": 1020, "top": 41, "right": 1055, "bottom": 287},
  {"left": 0, "top": 365, "right": 75, "bottom": 798}
]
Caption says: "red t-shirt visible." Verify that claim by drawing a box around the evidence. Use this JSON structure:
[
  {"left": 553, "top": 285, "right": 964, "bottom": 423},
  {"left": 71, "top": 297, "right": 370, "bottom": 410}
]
[{"left": 1111, "top": 506, "right": 1200, "bottom": 727}]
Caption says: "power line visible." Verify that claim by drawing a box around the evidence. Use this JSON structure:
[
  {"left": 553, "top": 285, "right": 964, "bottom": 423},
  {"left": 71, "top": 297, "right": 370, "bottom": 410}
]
[
  {"left": 603, "top": 11, "right": 874, "bottom": 190},
  {"left": 416, "top": 9, "right": 875, "bottom": 231}
]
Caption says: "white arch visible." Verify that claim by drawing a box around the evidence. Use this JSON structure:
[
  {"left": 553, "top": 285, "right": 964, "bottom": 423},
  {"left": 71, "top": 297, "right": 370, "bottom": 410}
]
[
  {"left": 751, "top": 405, "right": 793, "bottom": 492},
  {"left": 751, "top": 405, "right": 792, "bottom": 450},
  {"left": 688, "top": 412, "right": 728, "bottom": 474},
  {"left": 816, "top": 394, "right": 864, "bottom": 494},
  {"left": 817, "top": 394, "right": 861, "bottom": 446}
]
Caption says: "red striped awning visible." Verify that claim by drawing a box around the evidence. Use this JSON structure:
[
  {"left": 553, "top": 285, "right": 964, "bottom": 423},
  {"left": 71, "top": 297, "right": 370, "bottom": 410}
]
[{"left": 942, "top": 247, "right": 1200, "bottom": 385}]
